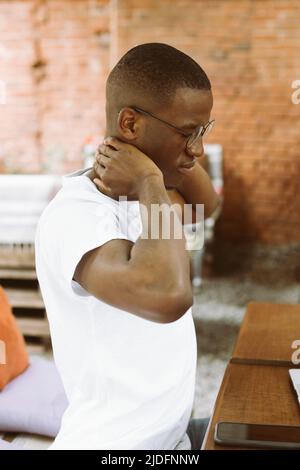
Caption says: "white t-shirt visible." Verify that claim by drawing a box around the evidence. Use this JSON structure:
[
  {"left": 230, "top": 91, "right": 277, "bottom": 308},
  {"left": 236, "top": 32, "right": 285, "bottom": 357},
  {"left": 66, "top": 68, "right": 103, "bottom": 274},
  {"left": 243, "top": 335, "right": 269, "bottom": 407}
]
[{"left": 35, "top": 168, "right": 197, "bottom": 450}]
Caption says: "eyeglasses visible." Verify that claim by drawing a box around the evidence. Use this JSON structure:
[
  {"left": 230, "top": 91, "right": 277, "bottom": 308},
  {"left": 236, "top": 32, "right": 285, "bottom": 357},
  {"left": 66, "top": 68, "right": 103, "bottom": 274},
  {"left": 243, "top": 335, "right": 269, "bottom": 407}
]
[{"left": 131, "top": 106, "right": 215, "bottom": 150}]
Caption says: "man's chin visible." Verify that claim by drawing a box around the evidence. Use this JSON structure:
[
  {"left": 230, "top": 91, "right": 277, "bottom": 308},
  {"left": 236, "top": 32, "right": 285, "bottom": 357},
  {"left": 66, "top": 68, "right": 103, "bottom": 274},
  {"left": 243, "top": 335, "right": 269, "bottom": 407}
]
[{"left": 163, "top": 172, "right": 185, "bottom": 190}]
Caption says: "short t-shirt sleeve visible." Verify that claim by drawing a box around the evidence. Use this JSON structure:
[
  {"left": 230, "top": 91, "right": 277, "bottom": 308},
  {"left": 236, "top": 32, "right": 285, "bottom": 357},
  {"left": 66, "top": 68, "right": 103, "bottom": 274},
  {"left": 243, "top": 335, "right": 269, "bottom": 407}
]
[{"left": 46, "top": 202, "right": 132, "bottom": 297}]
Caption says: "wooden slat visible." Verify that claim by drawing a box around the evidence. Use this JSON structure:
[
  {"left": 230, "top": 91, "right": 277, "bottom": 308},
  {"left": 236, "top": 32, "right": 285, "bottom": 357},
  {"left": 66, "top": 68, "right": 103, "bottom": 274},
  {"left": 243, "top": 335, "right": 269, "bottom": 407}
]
[
  {"left": 0, "top": 244, "right": 35, "bottom": 268},
  {"left": 0, "top": 268, "right": 37, "bottom": 280},
  {"left": 16, "top": 318, "right": 50, "bottom": 338},
  {"left": 203, "top": 363, "right": 300, "bottom": 450},
  {"left": 5, "top": 287, "right": 44, "bottom": 309},
  {"left": 26, "top": 343, "right": 50, "bottom": 355}
]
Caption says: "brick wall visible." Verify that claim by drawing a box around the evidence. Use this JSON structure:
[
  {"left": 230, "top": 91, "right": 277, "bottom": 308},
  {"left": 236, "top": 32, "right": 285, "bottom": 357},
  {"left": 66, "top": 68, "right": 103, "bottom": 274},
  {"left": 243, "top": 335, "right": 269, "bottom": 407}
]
[
  {"left": 0, "top": 0, "right": 110, "bottom": 173},
  {"left": 0, "top": 0, "right": 300, "bottom": 244}
]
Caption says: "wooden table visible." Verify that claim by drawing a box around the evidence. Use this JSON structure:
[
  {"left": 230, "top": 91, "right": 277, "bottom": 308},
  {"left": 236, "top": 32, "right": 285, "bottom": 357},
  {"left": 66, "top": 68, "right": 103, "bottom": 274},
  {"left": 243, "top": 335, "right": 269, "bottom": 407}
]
[
  {"left": 231, "top": 302, "right": 300, "bottom": 367},
  {"left": 202, "top": 302, "right": 300, "bottom": 450}
]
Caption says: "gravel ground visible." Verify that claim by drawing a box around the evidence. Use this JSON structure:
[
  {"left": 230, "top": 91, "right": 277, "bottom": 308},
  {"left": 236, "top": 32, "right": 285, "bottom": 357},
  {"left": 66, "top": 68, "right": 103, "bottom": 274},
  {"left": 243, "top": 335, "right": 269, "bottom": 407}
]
[{"left": 191, "top": 243, "right": 300, "bottom": 418}]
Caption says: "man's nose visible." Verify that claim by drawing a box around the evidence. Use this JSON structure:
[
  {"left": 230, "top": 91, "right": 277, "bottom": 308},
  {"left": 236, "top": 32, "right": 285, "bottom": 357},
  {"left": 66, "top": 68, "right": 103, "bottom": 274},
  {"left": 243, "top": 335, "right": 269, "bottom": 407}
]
[{"left": 186, "top": 136, "right": 204, "bottom": 158}]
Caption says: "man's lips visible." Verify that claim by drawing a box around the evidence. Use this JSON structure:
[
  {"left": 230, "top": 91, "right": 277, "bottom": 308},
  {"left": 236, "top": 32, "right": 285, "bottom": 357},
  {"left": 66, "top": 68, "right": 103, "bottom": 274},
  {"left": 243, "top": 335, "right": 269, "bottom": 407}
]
[{"left": 177, "top": 159, "right": 197, "bottom": 174}]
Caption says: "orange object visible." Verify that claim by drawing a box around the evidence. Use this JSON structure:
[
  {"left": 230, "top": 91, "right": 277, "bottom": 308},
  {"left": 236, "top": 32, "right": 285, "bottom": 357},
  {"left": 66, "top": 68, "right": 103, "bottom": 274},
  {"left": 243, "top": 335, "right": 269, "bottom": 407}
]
[{"left": 0, "top": 286, "right": 29, "bottom": 391}]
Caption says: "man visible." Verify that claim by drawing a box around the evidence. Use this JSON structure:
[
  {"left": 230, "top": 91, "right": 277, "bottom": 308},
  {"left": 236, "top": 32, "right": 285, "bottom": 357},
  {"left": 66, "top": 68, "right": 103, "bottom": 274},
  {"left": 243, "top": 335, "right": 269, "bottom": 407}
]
[{"left": 35, "top": 43, "right": 219, "bottom": 450}]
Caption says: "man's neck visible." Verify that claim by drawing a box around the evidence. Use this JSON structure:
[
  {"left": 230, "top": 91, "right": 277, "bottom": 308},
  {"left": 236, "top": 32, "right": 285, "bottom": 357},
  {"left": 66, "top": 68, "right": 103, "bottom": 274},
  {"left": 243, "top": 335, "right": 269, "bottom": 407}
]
[
  {"left": 86, "top": 167, "right": 97, "bottom": 182},
  {"left": 85, "top": 167, "right": 139, "bottom": 202}
]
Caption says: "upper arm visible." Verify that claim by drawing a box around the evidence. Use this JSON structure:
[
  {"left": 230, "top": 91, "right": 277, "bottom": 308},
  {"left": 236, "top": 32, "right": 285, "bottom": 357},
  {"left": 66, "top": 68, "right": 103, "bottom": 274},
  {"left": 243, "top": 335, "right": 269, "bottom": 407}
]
[
  {"left": 73, "top": 238, "right": 191, "bottom": 323},
  {"left": 73, "top": 238, "right": 134, "bottom": 306}
]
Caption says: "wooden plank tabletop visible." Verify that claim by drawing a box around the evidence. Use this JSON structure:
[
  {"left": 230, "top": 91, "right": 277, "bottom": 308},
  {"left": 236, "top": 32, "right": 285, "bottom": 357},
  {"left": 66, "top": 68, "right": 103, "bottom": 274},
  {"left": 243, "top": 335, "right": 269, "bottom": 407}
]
[
  {"left": 202, "top": 363, "right": 300, "bottom": 450},
  {"left": 231, "top": 302, "right": 300, "bottom": 367}
]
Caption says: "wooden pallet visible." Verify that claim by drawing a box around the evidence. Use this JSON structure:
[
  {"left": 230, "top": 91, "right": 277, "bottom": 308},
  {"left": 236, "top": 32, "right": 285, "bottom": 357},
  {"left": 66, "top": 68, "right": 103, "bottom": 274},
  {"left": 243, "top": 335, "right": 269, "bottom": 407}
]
[
  {"left": 0, "top": 243, "right": 50, "bottom": 348},
  {"left": 16, "top": 318, "right": 50, "bottom": 338},
  {"left": 0, "top": 268, "right": 37, "bottom": 280},
  {"left": 0, "top": 244, "right": 35, "bottom": 268},
  {"left": 5, "top": 287, "right": 44, "bottom": 309}
]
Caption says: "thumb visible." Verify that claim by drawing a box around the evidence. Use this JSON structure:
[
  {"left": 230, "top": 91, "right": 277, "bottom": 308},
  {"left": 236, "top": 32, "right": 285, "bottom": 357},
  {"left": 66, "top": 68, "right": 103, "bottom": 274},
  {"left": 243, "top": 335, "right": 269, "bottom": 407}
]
[{"left": 93, "top": 178, "right": 112, "bottom": 195}]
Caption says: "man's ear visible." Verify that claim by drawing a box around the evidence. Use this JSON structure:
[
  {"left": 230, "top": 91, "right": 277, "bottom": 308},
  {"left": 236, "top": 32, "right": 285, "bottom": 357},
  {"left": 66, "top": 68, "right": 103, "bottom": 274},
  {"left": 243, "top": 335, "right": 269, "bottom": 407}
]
[{"left": 117, "top": 107, "right": 140, "bottom": 141}]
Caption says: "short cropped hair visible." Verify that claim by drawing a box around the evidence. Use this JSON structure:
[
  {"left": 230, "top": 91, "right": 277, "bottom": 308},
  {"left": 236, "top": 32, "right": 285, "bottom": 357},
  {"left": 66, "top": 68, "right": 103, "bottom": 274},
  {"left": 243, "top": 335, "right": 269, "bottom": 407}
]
[{"left": 106, "top": 43, "right": 211, "bottom": 113}]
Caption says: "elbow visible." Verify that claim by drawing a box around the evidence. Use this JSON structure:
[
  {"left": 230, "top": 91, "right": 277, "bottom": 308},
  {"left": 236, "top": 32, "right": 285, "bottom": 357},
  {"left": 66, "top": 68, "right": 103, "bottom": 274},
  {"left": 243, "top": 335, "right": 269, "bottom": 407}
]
[{"left": 159, "top": 288, "right": 193, "bottom": 324}]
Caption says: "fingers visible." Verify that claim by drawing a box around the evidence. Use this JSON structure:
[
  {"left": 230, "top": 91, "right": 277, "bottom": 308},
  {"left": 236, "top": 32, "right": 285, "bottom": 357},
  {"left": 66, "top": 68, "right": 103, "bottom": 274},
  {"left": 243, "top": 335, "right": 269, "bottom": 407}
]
[
  {"left": 92, "top": 162, "right": 112, "bottom": 194},
  {"left": 103, "top": 136, "right": 120, "bottom": 150},
  {"left": 93, "top": 177, "right": 112, "bottom": 195},
  {"left": 93, "top": 176, "right": 105, "bottom": 189},
  {"left": 92, "top": 137, "right": 122, "bottom": 198},
  {"left": 93, "top": 162, "right": 104, "bottom": 184},
  {"left": 96, "top": 144, "right": 115, "bottom": 159},
  {"left": 96, "top": 136, "right": 126, "bottom": 160},
  {"left": 95, "top": 152, "right": 110, "bottom": 168}
]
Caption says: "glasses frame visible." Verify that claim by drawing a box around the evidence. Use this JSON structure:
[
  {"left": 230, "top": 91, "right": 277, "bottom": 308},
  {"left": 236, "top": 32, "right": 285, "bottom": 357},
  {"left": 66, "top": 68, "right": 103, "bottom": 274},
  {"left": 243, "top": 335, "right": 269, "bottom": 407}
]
[{"left": 131, "top": 106, "right": 215, "bottom": 149}]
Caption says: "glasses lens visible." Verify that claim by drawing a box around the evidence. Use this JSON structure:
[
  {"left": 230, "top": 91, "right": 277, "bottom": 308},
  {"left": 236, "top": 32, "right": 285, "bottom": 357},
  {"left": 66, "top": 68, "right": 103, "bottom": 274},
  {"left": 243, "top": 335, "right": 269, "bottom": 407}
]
[
  {"left": 204, "top": 120, "right": 214, "bottom": 136},
  {"left": 186, "top": 127, "right": 202, "bottom": 149},
  {"left": 187, "top": 120, "right": 215, "bottom": 148}
]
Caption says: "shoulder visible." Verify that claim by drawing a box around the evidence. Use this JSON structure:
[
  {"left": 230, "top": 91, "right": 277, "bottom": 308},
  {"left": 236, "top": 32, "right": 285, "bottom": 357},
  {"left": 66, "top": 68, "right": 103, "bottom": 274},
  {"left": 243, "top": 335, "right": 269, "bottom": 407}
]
[{"left": 37, "top": 176, "right": 119, "bottom": 240}]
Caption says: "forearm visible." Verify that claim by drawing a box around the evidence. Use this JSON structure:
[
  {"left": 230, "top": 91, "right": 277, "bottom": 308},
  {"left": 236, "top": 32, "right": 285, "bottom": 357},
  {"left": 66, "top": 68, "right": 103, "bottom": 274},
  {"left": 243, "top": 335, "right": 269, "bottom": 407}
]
[
  {"left": 129, "top": 175, "right": 192, "bottom": 297},
  {"left": 177, "top": 161, "right": 220, "bottom": 219}
]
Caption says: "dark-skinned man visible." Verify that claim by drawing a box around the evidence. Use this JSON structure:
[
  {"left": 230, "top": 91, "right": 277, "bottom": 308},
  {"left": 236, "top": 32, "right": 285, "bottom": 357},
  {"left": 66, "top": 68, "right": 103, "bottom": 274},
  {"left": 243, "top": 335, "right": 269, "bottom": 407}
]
[{"left": 35, "top": 43, "right": 219, "bottom": 450}]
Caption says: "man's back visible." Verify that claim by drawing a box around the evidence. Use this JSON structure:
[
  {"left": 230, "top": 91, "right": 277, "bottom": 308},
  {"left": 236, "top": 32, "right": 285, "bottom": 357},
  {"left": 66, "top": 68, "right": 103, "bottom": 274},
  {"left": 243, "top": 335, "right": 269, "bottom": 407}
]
[{"left": 35, "top": 168, "right": 197, "bottom": 450}]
